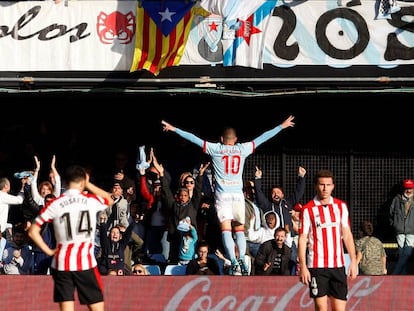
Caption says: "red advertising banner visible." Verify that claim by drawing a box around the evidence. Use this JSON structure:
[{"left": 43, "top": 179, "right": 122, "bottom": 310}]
[{"left": 1, "top": 275, "right": 411, "bottom": 310}]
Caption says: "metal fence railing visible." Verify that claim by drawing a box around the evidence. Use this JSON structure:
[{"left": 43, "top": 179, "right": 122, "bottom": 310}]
[{"left": 244, "top": 149, "right": 414, "bottom": 243}]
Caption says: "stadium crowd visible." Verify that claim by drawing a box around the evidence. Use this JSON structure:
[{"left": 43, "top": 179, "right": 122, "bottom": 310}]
[
  {"left": 0, "top": 144, "right": 394, "bottom": 277},
  {"left": 0, "top": 116, "right": 399, "bottom": 277}
]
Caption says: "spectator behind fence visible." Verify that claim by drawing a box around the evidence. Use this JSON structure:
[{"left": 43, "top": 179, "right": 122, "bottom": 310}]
[
  {"left": 247, "top": 210, "right": 282, "bottom": 262},
  {"left": 355, "top": 220, "right": 387, "bottom": 275},
  {"left": 243, "top": 177, "right": 264, "bottom": 259},
  {"left": 137, "top": 147, "right": 169, "bottom": 259},
  {"left": 389, "top": 179, "right": 414, "bottom": 275},
  {"left": 22, "top": 188, "right": 56, "bottom": 275},
  {"left": 254, "top": 165, "right": 306, "bottom": 246}
]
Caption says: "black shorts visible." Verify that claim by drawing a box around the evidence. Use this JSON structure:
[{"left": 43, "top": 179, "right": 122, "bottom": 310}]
[
  {"left": 51, "top": 267, "right": 104, "bottom": 305},
  {"left": 308, "top": 267, "right": 347, "bottom": 300}
]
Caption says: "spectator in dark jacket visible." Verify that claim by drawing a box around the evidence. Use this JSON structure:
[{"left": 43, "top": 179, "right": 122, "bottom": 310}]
[
  {"left": 98, "top": 213, "right": 134, "bottom": 276},
  {"left": 254, "top": 166, "right": 306, "bottom": 235},
  {"left": 151, "top": 151, "right": 209, "bottom": 264},
  {"left": 22, "top": 184, "right": 56, "bottom": 274},
  {"left": 254, "top": 227, "right": 294, "bottom": 276},
  {"left": 186, "top": 240, "right": 220, "bottom": 275},
  {"left": 389, "top": 179, "right": 414, "bottom": 275}
]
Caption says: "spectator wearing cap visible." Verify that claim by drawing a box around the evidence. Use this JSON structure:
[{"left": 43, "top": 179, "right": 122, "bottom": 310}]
[
  {"left": 389, "top": 179, "right": 414, "bottom": 274},
  {"left": 289, "top": 203, "right": 302, "bottom": 275},
  {"left": 101, "top": 181, "right": 129, "bottom": 231},
  {"left": 95, "top": 150, "right": 137, "bottom": 205}
]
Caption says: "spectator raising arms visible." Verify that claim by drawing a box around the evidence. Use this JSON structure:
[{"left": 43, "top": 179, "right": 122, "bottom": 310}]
[{"left": 31, "top": 155, "right": 62, "bottom": 206}]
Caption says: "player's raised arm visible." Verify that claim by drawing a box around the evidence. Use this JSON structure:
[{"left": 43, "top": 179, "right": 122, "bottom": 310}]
[
  {"left": 161, "top": 120, "right": 176, "bottom": 132},
  {"left": 253, "top": 115, "right": 296, "bottom": 147},
  {"left": 281, "top": 115, "right": 295, "bottom": 129},
  {"left": 161, "top": 120, "right": 204, "bottom": 148}
]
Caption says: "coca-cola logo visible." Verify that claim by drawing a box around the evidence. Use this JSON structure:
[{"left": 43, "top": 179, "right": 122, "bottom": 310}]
[{"left": 164, "top": 276, "right": 384, "bottom": 311}]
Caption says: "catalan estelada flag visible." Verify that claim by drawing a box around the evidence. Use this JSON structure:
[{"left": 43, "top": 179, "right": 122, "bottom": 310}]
[{"left": 130, "top": 1, "right": 196, "bottom": 76}]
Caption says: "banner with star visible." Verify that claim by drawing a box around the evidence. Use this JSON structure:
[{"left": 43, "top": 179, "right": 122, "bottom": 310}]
[
  {"left": 180, "top": 9, "right": 224, "bottom": 65},
  {"left": 197, "top": 0, "right": 277, "bottom": 69},
  {"left": 221, "top": 0, "right": 278, "bottom": 68},
  {"left": 130, "top": 1, "right": 196, "bottom": 76}
]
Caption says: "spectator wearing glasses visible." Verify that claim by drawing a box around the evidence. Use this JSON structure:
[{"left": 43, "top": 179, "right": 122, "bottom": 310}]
[
  {"left": 179, "top": 171, "right": 192, "bottom": 189},
  {"left": 179, "top": 167, "right": 217, "bottom": 248},
  {"left": 182, "top": 176, "right": 196, "bottom": 197},
  {"left": 152, "top": 156, "right": 209, "bottom": 264},
  {"left": 180, "top": 165, "right": 210, "bottom": 202},
  {"left": 131, "top": 263, "right": 150, "bottom": 275}
]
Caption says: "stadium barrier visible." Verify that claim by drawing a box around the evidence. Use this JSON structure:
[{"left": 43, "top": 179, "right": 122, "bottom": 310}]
[{"left": 3, "top": 275, "right": 410, "bottom": 310}]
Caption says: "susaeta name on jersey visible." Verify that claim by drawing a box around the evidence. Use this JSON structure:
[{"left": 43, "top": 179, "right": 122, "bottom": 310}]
[{"left": 58, "top": 197, "right": 88, "bottom": 208}]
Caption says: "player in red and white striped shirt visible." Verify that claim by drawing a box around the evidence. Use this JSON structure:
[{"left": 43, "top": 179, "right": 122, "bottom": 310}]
[
  {"left": 29, "top": 165, "right": 114, "bottom": 311},
  {"left": 298, "top": 169, "right": 357, "bottom": 311}
]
